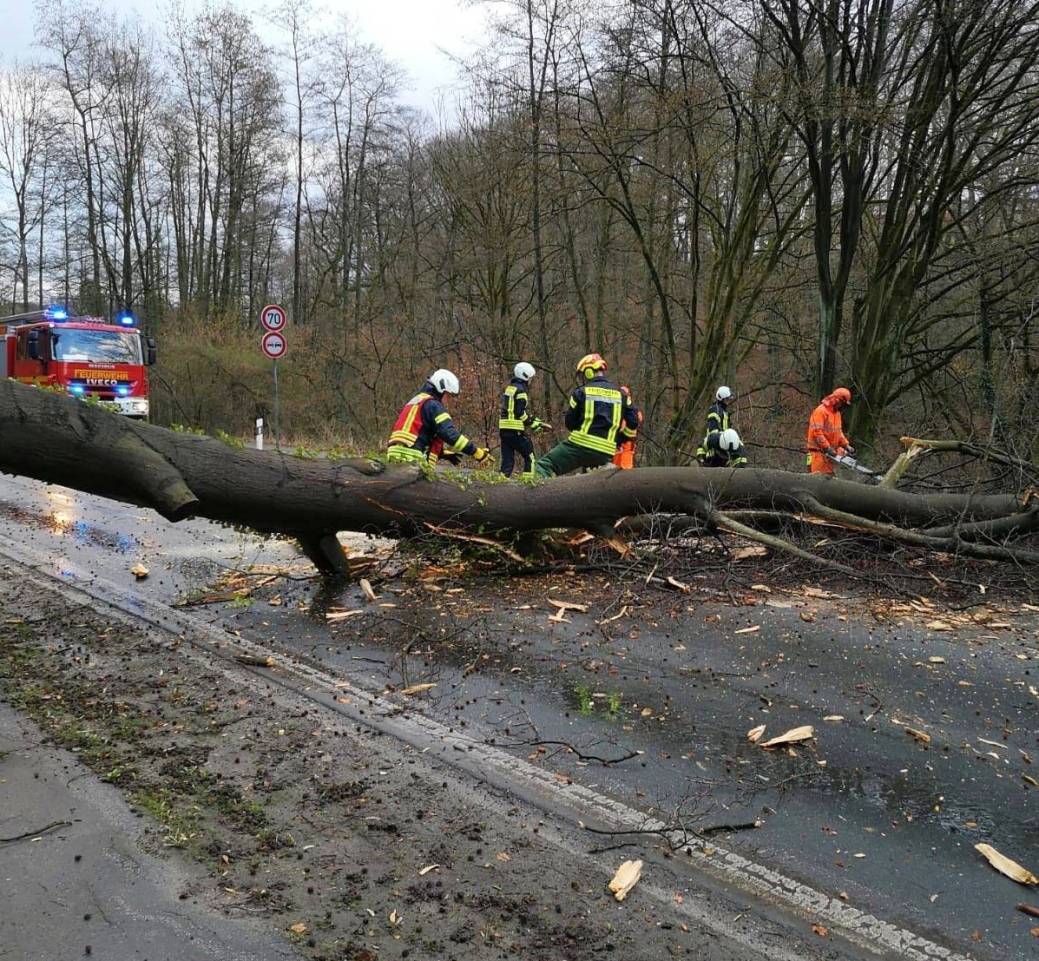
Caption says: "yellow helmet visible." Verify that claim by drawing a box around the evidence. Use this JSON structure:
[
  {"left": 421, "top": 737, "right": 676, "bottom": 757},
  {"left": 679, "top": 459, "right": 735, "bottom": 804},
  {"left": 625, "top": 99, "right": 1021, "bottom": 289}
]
[{"left": 576, "top": 353, "right": 607, "bottom": 379}]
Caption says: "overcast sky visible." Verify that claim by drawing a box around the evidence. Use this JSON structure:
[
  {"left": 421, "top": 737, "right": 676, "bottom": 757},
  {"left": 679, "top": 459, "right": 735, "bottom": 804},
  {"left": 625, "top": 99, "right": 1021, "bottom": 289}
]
[{"left": 1, "top": 0, "right": 490, "bottom": 111}]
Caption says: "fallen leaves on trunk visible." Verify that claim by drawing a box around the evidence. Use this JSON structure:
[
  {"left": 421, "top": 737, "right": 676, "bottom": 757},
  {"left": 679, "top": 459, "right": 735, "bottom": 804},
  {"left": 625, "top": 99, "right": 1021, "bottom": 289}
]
[
  {"left": 975, "top": 844, "right": 1039, "bottom": 885},
  {"left": 746, "top": 724, "right": 766, "bottom": 743},
  {"left": 608, "top": 859, "right": 643, "bottom": 901},
  {"left": 760, "top": 725, "right": 814, "bottom": 749},
  {"left": 400, "top": 683, "right": 436, "bottom": 696},
  {"left": 130, "top": 563, "right": 149, "bottom": 580}
]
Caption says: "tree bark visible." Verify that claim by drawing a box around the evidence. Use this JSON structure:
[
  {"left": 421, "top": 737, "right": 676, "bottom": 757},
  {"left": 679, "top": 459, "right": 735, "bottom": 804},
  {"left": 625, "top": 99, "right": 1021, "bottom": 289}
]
[{"left": 0, "top": 381, "right": 1031, "bottom": 575}]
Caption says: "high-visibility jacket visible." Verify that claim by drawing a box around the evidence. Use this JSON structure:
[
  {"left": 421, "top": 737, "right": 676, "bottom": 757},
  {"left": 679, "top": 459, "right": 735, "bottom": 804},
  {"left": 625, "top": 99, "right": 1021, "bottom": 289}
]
[
  {"left": 564, "top": 374, "right": 639, "bottom": 455},
  {"left": 806, "top": 393, "right": 850, "bottom": 474},
  {"left": 696, "top": 401, "right": 730, "bottom": 458},
  {"left": 387, "top": 384, "right": 476, "bottom": 464},
  {"left": 499, "top": 377, "right": 533, "bottom": 431}
]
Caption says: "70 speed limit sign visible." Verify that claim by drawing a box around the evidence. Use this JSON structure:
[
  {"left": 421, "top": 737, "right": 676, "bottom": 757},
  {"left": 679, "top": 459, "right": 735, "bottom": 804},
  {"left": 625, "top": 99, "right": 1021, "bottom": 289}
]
[{"left": 260, "top": 303, "right": 287, "bottom": 331}]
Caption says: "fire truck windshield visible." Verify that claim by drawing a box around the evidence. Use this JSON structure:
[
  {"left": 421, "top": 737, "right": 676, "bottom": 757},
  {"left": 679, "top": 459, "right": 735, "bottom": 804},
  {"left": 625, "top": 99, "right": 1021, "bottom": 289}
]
[{"left": 51, "top": 328, "right": 142, "bottom": 364}]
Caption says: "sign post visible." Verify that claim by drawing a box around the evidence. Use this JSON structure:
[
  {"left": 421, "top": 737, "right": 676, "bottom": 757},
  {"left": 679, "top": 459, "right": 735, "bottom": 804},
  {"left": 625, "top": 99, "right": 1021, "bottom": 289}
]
[{"left": 260, "top": 305, "right": 288, "bottom": 447}]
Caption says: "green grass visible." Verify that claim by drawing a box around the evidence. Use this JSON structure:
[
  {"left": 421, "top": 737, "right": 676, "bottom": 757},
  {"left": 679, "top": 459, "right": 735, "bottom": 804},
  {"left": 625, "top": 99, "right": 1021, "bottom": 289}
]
[
  {"left": 132, "top": 787, "right": 200, "bottom": 848},
  {"left": 572, "top": 683, "right": 594, "bottom": 715}
]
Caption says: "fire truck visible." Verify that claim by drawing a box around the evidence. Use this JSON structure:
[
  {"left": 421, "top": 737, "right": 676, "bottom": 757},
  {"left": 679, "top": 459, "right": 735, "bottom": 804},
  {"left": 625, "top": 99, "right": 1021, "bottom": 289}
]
[{"left": 0, "top": 306, "right": 156, "bottom": 419}]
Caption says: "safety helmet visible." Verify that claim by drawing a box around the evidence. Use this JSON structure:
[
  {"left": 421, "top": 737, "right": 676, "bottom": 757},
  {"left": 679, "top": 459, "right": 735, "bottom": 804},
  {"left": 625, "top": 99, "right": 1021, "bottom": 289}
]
[
  {"left": 716, "top": 385, "right": 732, "bottom": 402},
  {"left": 719, "top": 428, "right": 742, "bottom": 452},
  {"left": 514, "top": 362, "right": 535, "bottom": 382},
  {"left": 428, "top": 369, "right": 460, "bottom": 395},
  {"left": 832, "top": 386, "right": 852, "bottom": 405},
  {"left": 576, "top": 353, "right": 607, "bottom": 379}
]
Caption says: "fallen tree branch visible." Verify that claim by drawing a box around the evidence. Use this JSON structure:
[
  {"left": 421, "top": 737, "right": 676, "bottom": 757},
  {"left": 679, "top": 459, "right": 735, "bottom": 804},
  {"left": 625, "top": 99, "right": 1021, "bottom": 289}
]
[
  {"left": 795, "top": 495, "right": 1039, "bottom": 566},
  {"left": 691, "top": 495, "right": 858, "bottom": 576},
  {"left": 0, "top": 380, "right": 1035, "bottom": 575}
]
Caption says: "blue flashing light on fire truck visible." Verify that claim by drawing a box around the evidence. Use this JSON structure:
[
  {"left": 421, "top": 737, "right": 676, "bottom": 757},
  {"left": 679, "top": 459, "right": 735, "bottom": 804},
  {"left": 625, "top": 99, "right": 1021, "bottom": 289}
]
[{"left": 0, "top": 307, "right": 157, "bottom": 419}]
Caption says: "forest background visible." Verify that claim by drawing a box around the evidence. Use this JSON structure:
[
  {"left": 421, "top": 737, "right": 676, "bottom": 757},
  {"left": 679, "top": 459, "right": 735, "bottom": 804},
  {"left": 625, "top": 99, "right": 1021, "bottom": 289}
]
[{"left": 1, "top": 0, "right": 1037, "bottom": 469}]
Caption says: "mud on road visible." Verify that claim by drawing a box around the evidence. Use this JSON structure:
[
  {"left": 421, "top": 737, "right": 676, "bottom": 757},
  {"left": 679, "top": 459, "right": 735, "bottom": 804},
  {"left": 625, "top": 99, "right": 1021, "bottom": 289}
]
[{"left": 0, "top": 563, "right": 837, "bottom": 961}]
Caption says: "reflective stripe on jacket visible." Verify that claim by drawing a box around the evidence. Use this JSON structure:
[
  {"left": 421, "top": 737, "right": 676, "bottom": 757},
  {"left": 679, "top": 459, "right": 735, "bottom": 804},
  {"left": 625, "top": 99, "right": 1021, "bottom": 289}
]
[
  {"left": 703, "top": 402, "right": 730, "bottom": 451},
  {"left": 806, "top": 395, "right": 849, "bottom": 455},
  {"left": 387, "top": 384, "right": 476, "bottom": 461},
  {"left": 564, "top": 374, "right": 639, "bottom": 455},
  {"left": 499, "top": 378, "right": 531, "bottom": 431}
]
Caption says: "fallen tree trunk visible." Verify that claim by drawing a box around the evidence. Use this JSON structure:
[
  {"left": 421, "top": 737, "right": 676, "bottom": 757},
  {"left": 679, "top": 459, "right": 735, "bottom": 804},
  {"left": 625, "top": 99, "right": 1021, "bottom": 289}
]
[{"left": 0, "top": 380, "right": 1034, "bottom": 574}]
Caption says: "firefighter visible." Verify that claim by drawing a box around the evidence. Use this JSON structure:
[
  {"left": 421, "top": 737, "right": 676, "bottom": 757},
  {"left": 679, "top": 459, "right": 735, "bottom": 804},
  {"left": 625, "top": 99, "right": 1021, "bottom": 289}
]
[
  {"left": 534, "top": 354, "right": 639, "bottom": 477},
  {"left": 696, "top": 386, "right": 747, "bottom": 467},
  {"left": 806, "top": 386, "right": 854, "bottom": 475},
  {"left": 612, "top": 385, "right": 643, "bottom": 469},
  {"left": 386, "top": 369, "right": 490, "bottom": 466},
  {"left": 499, "top": 362, "right": 548, "bottom": 477}
]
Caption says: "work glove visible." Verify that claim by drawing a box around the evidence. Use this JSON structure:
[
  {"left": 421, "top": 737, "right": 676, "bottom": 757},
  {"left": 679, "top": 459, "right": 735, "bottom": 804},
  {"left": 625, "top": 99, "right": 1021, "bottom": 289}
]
[
  {"left": 473, "top": 447, "right": 490, "bottom": 463},
  {"left": 845, "top": 445, "right": 856, "bottom": 456},
  {"left": 825, "top": 447, "right": 837, "bottom": 457}
]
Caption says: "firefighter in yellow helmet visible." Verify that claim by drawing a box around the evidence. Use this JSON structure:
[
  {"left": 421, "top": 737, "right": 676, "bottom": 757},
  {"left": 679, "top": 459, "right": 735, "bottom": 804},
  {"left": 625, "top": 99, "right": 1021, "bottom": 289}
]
[{"left": 534, "top": 354, "right": 640, "bottom": 477}]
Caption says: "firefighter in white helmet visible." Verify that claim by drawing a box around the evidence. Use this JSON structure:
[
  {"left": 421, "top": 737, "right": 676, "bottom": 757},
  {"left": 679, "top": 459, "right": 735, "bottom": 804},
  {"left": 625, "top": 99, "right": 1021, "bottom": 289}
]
[
  {"left": 387, "top": 369, "right": 490, "bottom": 466},
  {"left": 696, "top": 385, "right": 748, "bottom": 467},
  {"left": 498, "top": 362, "right": 547, "bottom": 477}
]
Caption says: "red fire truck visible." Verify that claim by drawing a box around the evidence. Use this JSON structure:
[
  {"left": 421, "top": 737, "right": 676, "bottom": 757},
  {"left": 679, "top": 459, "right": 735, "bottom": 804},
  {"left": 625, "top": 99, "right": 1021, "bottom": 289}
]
[{"left": 0, "top": 306, "right": 156, "bottom": 419}]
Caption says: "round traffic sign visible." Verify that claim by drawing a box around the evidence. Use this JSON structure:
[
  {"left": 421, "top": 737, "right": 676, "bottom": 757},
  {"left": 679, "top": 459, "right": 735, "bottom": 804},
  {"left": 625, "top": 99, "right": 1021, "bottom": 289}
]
[
  {"left": 261, "top": 330, "right": 288, "bottom": 359},
  {"left": 260, "top": 303, "right": 287, "bottom": 331}
]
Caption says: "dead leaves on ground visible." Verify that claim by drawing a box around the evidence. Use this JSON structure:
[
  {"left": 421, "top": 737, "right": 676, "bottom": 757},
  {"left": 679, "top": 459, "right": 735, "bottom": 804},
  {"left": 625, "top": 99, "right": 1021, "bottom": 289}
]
[
  {"left": 608, "top": 860, "right": 643, "bottom": 901},
  {"left": 975, "top": 844, "right": 1039, "bottom": 885},
  {"left": 747, "top": 724, "right": 816, "bottom": 757},
  {"left": 759, "top": 725, "right": 815, "bottom": 749}
]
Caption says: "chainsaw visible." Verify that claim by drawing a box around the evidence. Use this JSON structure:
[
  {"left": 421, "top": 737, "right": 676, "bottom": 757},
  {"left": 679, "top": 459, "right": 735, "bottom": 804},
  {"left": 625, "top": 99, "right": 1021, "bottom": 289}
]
[{"left": 827, "top": 452, "right": 879, "bottom": 480}]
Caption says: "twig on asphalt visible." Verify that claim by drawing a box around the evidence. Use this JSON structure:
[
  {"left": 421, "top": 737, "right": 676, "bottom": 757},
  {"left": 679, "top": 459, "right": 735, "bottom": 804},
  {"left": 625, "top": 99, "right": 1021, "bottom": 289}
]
[{"left": 0, "top": 820, "right": 72, "bottom": 843}]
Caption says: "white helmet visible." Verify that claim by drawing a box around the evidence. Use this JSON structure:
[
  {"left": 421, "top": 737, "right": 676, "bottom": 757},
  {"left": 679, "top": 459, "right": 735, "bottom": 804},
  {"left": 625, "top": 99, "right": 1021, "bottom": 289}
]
[
  {"left": 719, "top": 428, "right": 742, "bottom": 451},
  {"left": 428, "top": 369, "right": 460, "bottom": 395},
  {"left": 514, "top": 362, "right": 535, "bottom": 382},
  {"left": 716, "top": 385, "right": 732, "bottom": 402}
]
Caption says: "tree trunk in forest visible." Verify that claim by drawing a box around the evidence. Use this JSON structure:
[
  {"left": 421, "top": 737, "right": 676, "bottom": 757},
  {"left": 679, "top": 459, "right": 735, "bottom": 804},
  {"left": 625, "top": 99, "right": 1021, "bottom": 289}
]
[{"left": 1, "top": 381, "right": 1035, "bottom": 577}]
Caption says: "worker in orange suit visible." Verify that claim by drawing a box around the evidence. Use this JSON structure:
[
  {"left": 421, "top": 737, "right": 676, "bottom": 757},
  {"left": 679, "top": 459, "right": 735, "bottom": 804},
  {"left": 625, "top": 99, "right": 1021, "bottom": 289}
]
[
  {"left": 806, "top": 387, "right": 855, "bottom": 474},
  {"left": 612, "top": 386, "right": 643, "bottom": 469}
]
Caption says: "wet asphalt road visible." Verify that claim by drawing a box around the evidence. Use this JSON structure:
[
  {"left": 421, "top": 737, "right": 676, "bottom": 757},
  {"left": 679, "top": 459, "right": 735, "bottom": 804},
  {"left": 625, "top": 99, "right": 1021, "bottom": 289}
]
[{"left": 1, "top": 473, "right": 1037, "bottom": 960}]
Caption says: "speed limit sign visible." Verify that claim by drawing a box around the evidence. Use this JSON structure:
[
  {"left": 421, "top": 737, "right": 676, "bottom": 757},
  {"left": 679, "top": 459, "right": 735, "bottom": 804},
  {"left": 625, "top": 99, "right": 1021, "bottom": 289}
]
[
  {"left": 261, "top": 330, "right": 288, "bottom": 359},
  {"left": 260, "top": 303, "right": 287, "bottom": 331}
]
